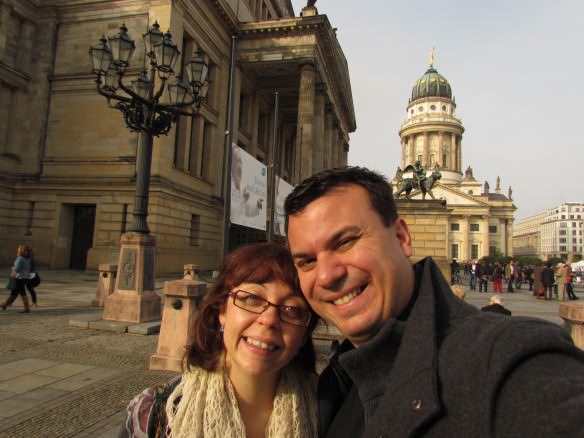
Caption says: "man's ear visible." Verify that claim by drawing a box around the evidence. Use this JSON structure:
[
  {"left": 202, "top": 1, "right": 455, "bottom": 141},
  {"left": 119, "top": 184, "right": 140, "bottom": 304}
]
[{"left": 395, "top": 218, "right": 413, "bottom": 258}]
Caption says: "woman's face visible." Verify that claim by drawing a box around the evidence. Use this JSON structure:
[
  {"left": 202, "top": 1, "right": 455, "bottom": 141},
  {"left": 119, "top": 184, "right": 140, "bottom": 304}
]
[{"left": 219, "top": 280, "right": 309, "bottom": 385}]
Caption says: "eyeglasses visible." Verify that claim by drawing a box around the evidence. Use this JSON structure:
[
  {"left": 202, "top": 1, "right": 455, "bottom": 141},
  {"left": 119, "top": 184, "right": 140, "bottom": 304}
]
[{"left": 228, "top": 290, "right": 312, "bottom": 327}]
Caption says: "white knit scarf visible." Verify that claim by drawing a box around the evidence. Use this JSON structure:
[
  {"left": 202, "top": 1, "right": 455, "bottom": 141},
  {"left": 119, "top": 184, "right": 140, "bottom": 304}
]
[{"left": 165, "top": 365, "right": 317, "bottom": 438}]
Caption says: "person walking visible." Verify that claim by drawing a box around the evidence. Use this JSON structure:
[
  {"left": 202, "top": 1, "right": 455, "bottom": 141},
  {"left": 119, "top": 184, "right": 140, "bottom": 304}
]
[
  {"left": 24, "top": 245, "right": 39, "bottom": 307},
  {"left": 1, "top": 244, "right": 32, "bottom": 312},
  {"left": 565, "top": 262, "right": 578, "bottom": 300},
  {"left": 492, "top": 262, "right": 503, "bottom": 293},
  {"left": 556, "top": 263, "right": 566, "bottom": 301},
  {"left": 533, "top": 262, "right": 544, "bottom": 299},
  {"left": 505, "top": 261, "right": 514, "bottom": 292},
  {"left": 541, "top": 262, "right": 555, "bottom": 301}
]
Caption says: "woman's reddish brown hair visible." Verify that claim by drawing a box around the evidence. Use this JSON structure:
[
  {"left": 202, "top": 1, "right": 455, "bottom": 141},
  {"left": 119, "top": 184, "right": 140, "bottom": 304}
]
[{"left": 185, "top": 241, "right": 318, "bottom": 373}]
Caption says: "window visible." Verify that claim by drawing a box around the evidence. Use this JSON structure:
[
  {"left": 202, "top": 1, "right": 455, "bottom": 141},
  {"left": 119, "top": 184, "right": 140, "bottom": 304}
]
[
  {"left": 573, "top": 238, "right": 578, "bottom": 244},
  {"left": 489, "top": 225, "right": 497, "bottom": 233},
  {"left": 573, "top": 222, "right": 577, "bottom": 227},
  {"left": 470, "top": 223, "right": 480, "bottom": 232},
  {"left": 442, "top": 105, "right": 447, "bottom": 111},
  {"left": 561, "top": 215, "right": 566, "bottom": 219},
  {"left": 418, "top": 106, "right": 424, "bottom": 112},
  {"left": 560, "top": 230, "right": 567, "bottom": 235},
  {"left": 190, "top": 215, "right": 201, "bottom": 246},
  {"left": 471, "top": 244, "right": 479, "bottom": 260},
  {"left": 489, "top": 246, "right": 496, "bottom": 255},
  {"left": 442, "top": 153, "right": 447, "bottom": 167},
  {"left": 560, "top": 246, "right": 567, "bottom": 251},
  {"left": 573, "top": 230, "right": 577, "bottom": 235},
  {"left": 451, "top": 244, "right": 459, "bottom": 259},
  {"left": 559, "top": 238, "right": 566, "bottom": 243},
  {"left": 430, "top": 104, "right": 436, "bottom": 110},
  {"left": 570, "top": 215, "right": 575, "bottom": 219},
  {"left": 450, "top": 223, "right": 460, "bottom": 231}
]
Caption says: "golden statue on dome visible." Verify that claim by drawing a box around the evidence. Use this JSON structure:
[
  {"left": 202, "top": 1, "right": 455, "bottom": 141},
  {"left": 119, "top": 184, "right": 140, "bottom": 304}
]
[{"left": 430, "top": 47, "right": 435, "bottom": 67}]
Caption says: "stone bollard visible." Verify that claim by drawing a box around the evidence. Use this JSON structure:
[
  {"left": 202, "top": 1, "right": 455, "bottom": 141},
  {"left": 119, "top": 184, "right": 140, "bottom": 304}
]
[
  {"left": 183, "top": 264, "right": 199, "bottom": 280},
  {"left": 150, "top": 279, "right": 207, "bottom": 372},
  {"left": 559, "top": 302, "right": 584, "bottom": 351},
  {"left": 92, "top": 264, "right": 117, "bottom": 307}
]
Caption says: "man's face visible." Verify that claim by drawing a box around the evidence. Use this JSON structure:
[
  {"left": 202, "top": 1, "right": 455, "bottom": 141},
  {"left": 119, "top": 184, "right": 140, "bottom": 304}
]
[{"left": 287, "top": 185, "right": 414, "bottom": 346}]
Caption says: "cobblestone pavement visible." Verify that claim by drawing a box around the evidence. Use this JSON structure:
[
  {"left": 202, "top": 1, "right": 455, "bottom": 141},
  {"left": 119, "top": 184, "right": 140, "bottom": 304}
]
[{"left": 0, "top": 270, "right": 576, "bottom": 437}]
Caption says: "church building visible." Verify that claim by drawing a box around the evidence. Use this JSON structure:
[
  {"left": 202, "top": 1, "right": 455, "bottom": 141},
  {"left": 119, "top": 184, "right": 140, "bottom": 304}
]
[{"left": 394, "top": 56, "right": 516, "bottom": 262}]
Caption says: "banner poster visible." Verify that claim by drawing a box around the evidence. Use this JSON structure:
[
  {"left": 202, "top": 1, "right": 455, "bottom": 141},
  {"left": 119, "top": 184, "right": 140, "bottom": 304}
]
[
  {"left": 230, "top": 144, "right": 267, "bottom": 230},
  {"left": 274, "top": 176, "right": 294, "bottom": 236}
]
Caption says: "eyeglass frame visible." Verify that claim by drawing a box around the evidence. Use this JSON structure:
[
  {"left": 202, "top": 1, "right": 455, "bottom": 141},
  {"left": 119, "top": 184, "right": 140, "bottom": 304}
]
[{"left": 227, "top": 289, "right": 312, "bottom": 327}]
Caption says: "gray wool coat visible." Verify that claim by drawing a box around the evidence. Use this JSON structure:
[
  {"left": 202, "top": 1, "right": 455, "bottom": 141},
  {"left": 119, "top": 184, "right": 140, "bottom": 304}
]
[{"left": 326, "top": 257, "right": 584, "bottom": 438}]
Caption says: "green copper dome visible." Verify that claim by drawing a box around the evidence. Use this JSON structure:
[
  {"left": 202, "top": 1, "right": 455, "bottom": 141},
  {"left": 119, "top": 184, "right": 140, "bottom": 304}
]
[{"left": 411, "top": 66, "right": 452, "bottom": 102}]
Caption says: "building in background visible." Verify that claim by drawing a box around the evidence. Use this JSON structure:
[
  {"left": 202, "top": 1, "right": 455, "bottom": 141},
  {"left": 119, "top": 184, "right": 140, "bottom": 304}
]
[
  {"left": 514, "top": 202, "right": 584, "bottom": 261},
  {"left": 0, "top": 0, "right": 355, "bottom": 272},
  {"left": 394, "top": 57, "right": 516, "bottom": 262}
]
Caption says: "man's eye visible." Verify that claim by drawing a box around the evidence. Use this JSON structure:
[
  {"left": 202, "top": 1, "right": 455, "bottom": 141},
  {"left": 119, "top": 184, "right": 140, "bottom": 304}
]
[
  {"left": 338, "top": 236, "right": 358, "bottom": 249},
  {"left": 296, "top": 258, "right": 316, "bottom": 271}
]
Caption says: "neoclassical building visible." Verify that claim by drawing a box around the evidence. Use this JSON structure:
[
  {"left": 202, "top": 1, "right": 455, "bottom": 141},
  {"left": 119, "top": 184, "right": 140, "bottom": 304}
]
[
  {"left": 394, "top": 58, "right": 516, "bottom": 262},
  {"left": 0, "top": 0, "right": 355, "bottom": 272},
  {"left": 514, "top": 202, "right": 584, "bottom": 261}
]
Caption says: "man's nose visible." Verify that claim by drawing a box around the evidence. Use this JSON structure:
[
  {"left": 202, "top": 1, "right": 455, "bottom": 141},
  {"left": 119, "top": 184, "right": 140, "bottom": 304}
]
[{"left": 316, "top": 253, "right": 346, "bottom": 289}]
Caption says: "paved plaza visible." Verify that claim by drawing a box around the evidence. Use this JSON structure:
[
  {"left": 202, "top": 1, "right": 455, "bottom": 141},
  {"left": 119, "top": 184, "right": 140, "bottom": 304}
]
[{"left": 0, "top": 270, "right": 576, "bottom": 437}]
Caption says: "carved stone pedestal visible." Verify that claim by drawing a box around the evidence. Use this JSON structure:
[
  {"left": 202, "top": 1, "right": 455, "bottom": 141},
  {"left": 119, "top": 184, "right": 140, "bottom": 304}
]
[
  {"left": 92, "top": 264, "right": 117, "bottom": 307},
  {"left": 150, "top": 279, "right": 207, "bottom": 372},
  {"left": 102, "top": 232, "right": 161, "bottom": 323},
  {"left": 559, "top": 301, "right": 584, "bottom": 351}
]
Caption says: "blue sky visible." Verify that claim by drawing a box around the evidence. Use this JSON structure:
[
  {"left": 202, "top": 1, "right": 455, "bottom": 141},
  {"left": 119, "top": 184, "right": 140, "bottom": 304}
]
[{"left": 291, "top": 0, "right": 584, "bottom": 222}]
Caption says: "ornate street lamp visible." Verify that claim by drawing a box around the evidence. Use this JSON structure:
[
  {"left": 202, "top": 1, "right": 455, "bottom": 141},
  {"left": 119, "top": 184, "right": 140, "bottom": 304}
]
[
  {"left": 89, "top": 23, "right": 209, "bottom": 324},
  {"left": 89, "top": 23, "right": 209, "bottom": 233}
]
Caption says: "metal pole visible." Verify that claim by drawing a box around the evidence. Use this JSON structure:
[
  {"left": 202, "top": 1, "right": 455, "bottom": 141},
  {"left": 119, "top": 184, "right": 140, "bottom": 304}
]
[
  {"left": 128, "top": 119, "right": 153, "bottom": 233},
  {"left": 267, "top": 92, "right": 279, "bottom": 242},
  {"left": 222, "top": 35, "right": 238, "bottom": 259}
]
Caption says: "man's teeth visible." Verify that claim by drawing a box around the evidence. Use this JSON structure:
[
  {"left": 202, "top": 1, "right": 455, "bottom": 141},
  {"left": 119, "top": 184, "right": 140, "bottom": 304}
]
[
  {"left": 333, "top": 288, "right": 362, "bottom": 305},
  {"left": 246, "top": 337, "right": 276, "bottom": 350}
]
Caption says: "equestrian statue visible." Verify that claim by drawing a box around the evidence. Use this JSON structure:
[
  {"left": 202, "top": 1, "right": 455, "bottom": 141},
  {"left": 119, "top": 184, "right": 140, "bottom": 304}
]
[{"left": 395, "top": 161, "right": 442, "bottom": 200}]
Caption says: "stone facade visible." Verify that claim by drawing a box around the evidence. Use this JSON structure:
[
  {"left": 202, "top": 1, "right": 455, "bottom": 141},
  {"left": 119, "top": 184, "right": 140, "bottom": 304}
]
[
  {"left": 514, "top": 202, "right": 584, "bottom": 260},
  {"left": 394, "top": 60, "right": 515, "bottom": 262},
  {"left": 0, "top": 0, "right": 355, "bottom": 273}
]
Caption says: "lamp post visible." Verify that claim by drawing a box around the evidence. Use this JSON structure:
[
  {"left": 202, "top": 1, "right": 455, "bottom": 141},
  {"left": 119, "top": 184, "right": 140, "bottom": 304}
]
[{"left": 89, "top": 23, "right": 209, "bottom": 323}]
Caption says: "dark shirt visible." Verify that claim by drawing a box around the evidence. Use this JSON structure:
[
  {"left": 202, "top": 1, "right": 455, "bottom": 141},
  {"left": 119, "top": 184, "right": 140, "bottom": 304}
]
[
  {"left": 481, "top": 303, "right": 512, "bottom": 316},
  {"left": 541, "top": 267, "right": 555, "bottom": 286}
]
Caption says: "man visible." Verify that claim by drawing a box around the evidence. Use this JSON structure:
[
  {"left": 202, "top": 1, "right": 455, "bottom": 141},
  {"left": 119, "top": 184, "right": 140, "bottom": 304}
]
[
  {"left": 505, "top": 261, "right": 514, "bottom": 292},
  {"left": 470, "top": 260, "right": 477, "bottom": 290},
  {"left": 541, "top": 262, "right": 555, "bottom": 301},
  {"left": 481, "top": 294, "right": 511, "bottom": 315},
  {"left": 285, "top": 167, "right": 584, "bottom": 437}
]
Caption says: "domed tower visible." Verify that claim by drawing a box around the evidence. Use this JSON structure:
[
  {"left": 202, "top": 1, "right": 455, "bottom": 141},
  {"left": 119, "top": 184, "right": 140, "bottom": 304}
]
[{"left": 398, "top": 52, "right": 464, "bottom": 185}]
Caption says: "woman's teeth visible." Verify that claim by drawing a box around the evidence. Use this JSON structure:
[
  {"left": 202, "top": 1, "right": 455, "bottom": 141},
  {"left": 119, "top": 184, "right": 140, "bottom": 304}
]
[{"left": 245, "top": 337, "right": 276, "bottom": 350}]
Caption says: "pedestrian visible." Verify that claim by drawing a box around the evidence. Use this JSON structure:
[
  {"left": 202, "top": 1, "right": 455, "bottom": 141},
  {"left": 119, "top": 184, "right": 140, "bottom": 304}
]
[
  {"left": 120, "top": 242, "right": 318, "bottom": 438},
  {"left": 477, "top": 260, "right": 490, "bottom": 292},
  {"left": 1, "top": 244, "right": 32, "bottom": 312},
  {"left": 556, "top": 263, "right": 566, "bottom": 301},
  {"left": 492, "top": 262, "right": 503, "bottom": 293},
  {"left": 285, "top": 166, "right": 584, "bottom": 437},
  {"left": 481, "top": 294, "right": 512, "bottom": 316},
  {"left": 470, "top": 260, "right": 477, "bottom": 290},
  {"left": 505, "top": 261, "right": 514, "bottom": 292},
  {"left": 565, "top": 262, "right": 578, "bottom": 300},
  {"left": 25, "top": 245, "right": 39, "bottom": 307},
  {"left": 541, "top": 262, "right": 555, "bottom": 301},
  {"left": 533, "top": 262, "right": 544, "bottom": 299}
]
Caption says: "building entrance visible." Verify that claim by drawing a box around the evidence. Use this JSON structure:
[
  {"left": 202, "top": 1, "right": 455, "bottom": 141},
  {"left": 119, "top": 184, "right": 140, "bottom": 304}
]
[{"left": 70, "top": 205, "right": 96, "bottom": 269}]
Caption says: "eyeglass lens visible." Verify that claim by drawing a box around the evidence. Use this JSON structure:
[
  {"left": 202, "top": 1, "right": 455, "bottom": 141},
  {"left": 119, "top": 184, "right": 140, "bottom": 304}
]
[{"left": 231, "top": 290, "right": 311, "bottom": 326}]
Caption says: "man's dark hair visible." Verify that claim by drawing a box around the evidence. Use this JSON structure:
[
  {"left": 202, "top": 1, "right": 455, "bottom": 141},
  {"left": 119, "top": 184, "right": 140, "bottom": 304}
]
[{"left": 284, "top": 166, "right": 398, "bottom": 233}]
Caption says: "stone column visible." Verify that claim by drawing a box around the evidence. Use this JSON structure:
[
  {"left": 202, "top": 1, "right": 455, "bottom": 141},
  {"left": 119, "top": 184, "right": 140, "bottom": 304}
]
[
  {"left": 324, "top": 106, "right": 333, "bottom": 169},
  {"left": 342, "top": 142, "right": 349, "bottom": 166},
  {"left": 296, "top": 64, "right": 316, "bottom": 182},
  {"left": 483, "top": 215, "right": 490, "bottom": 258},
  {"left": 438, "top": 132, "right": 444, "bottom": 168},
  {"left": 451, "top": 133, "right": 456, "bottom": 172},
  {"left": 423, "top": 132, "right": 429, "bottom": 166},
  {"left": 408, "top": 137, "right": 415, "bottom": 166},
  {"left": 313, "top": 84, "right": 325, "bottom": 173},
  {"left": 458, "top": 136, "right": 462, "bottom": 171},
  {"left": 462, "top": 215, "right": 470, "bottom": 262},
  {"left": 401, "top": 137, "right": 406, "bottom": 168}
]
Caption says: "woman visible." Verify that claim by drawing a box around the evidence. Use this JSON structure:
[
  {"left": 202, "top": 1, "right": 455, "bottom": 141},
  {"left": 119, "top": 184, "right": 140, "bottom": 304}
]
[
  {"left": 121, "top": 242, "right": 318, "bottom": 438},
  {"left": 1, "top": 244, "right": 32, "bottom": 312}
]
